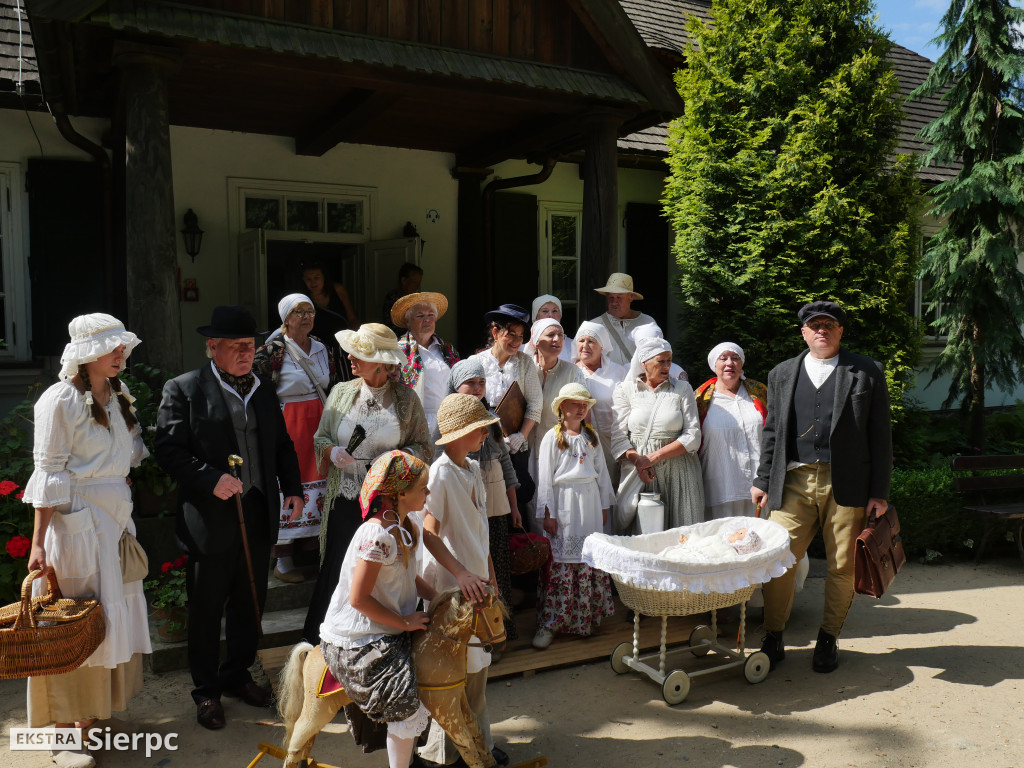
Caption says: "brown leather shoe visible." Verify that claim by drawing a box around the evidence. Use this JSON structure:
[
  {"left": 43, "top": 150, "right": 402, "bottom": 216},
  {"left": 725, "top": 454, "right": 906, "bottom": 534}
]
[
  {"left": 196, "top": 698, "right": 225, "bottom": 730},
  {"left": 224, "top": 680, "right": 273, "bottom": 708}
]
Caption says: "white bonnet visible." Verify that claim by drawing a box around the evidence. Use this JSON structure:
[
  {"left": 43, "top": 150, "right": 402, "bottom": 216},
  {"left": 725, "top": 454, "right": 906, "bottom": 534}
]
[
  {"left": 532, "top": 294, "right": 562, "bottom": 321},
  {"left": 59, "top": 313, "right": 141, "bottom": 382},
  {"left": 530, "top": 317, "right": 563, "bottom": 348},
  {"left": 707, "top": 342, "right": 745, "bottom": 377},
  {"left": 575, "top": 321, "right": 612, "bottom": 352},
  {"left": 278, "top": 293, "right": 313, "bottom": 323},
  {"left": 630, "top": 321, "right": 665, "bottom": 344},
  {"left": 627, "top": 337, "right": 672, "bottom": 382}
]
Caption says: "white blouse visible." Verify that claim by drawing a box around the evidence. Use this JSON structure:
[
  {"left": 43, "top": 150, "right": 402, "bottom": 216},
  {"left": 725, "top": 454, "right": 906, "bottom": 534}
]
[
  {"left": 610, "top": 377, "right": 701, "bottom": 459},
  {"left": 333, "top": 383, "right": 402, "bottom": 500},
  {"left": 578, "top": 361, "right": 627, "bottom": 444},
  {"left": 320, "top": 519, "right": 422, "bottom": 649},
  {"left": 472, "top": 349, "right": 543, "bottom": 425},
  {"left": 418, "top": 340, "right": 452, "bottom": 432},
  {"left": 277, "top": 338, "right": 331, "bottom": 402},
  {"left": 699, "top": 388, "right": 764, "bottom": 507},
  {"left": 23, "top": 381, "right": 148, "bottom": 507},
  {"left": 590, "top": 312, "right": 657, "bottom": 368}
]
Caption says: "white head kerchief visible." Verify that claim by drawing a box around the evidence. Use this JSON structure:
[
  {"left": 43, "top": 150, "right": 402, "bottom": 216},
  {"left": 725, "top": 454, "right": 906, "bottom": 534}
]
[
  {"left": 707, "top": 342, "right": 746, "bottom": 380},
  {"left": 630, "top": 321, "right": 665, "bottom": 344},
  {"left": 59, "top": 313, "right": 140, "bottom": 382},
  {"left": 627, "top": 337, "right": 672, "bottom": 382},
  {"left": 532, "top": 294, "right": 562, "bottom": 322},
  {"left": 278, "top": 293, "right": 313, "bottom": 323},
  {"left": 530, "top": 317, "right": 563, "bottom": 353},
  {"left": 573, "top": 320, "right": 612, "bottom": 364}
]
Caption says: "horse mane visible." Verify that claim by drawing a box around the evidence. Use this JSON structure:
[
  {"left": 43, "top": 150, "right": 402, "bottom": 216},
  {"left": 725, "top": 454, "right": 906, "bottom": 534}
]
[{"left": 429, "top": 585, "right": 509, "bottom": 627}]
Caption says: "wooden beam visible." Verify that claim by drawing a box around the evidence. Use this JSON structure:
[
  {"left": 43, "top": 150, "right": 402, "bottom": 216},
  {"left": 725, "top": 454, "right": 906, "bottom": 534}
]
[{"left": 294, "top": 88, "right": 404, "bottom": 156}]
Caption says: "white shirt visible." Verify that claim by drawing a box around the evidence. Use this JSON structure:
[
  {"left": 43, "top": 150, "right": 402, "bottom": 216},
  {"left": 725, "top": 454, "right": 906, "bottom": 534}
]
[
  {"left": 803, "top": 353, "right": 839, "bottom": 389},
  {"left": 320, "top": 519, "right": 422, "bottom": 649},
  {"left": 578, "top": 361, "right": 627, "bottom": 445},
  {"left": 590, "top": 312, "right": 657, "bottom": 368},
  {"left": 277, "top": 338, "right": 330, "bottom": 402},
  {"left": 611, "top": 376, "right": 702, "bottom": 459},
  {"left": 418, "top": 339, "right": 453, "bottom": 432},
  {"left": 699, "top": 387, "right": 763, "bottom": 507}
]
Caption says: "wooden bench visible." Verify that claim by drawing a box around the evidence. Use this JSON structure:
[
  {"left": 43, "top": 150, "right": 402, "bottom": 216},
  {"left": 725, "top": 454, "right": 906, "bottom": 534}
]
[{"left": 950, "top": 454, "right": 1024, "bottom": 563}]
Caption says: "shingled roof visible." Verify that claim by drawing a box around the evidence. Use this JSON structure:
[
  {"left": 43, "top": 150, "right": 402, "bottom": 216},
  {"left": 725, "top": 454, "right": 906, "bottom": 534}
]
[
  {"left": 0, "top": 0, "right": 39, "bottom": 104},
  {"left": 618, "top": 0, "right": 960, "bottom": 184}
]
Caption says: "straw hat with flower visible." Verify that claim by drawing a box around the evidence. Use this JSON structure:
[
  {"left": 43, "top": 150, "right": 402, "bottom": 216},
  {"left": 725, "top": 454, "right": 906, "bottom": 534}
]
[
  {"left": 390, "top": 291, "right": 449, "bottom": 329},
  {"left": 550, "top": 382, "right": 597, "bottom": 417},
  {"left": 435, "top": 393, "right": 500, "bottom": 445},
  {"left": 336, "top": 323, "right": 404, "bottom": 365}
]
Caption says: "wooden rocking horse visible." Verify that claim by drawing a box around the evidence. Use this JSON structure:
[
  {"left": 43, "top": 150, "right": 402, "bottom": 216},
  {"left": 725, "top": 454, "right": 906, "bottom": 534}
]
[{"left": 268, "top": 586, "right": 508, "bottom": 768}]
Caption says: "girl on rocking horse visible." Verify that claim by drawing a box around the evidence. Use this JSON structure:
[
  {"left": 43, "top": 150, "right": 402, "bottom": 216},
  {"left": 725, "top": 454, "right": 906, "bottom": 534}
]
[{"left": 318, "top": 450, "right": 489, "bottom": 768}]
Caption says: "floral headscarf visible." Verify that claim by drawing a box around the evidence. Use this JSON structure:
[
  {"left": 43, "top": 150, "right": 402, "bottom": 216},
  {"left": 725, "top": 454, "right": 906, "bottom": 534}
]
[{"left": 358, "top": 450, "right": 428, "bottom": 519}]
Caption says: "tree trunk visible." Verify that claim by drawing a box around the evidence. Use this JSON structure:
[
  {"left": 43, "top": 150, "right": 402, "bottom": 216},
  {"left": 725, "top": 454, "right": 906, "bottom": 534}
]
[{"left": 969, "top": 322, "right": 986, "bottom": 451}]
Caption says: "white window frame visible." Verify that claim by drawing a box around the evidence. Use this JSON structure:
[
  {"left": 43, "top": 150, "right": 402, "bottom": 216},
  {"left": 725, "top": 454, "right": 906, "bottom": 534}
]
[
  {"left": 539, "top": 201, "right": 583, "bottom": 321},
  {"left": 0, "top": 162, "right": 29, "bottom": 361},
  {"left": 227, "top": 177, "right": 376, "bottom": 244}
]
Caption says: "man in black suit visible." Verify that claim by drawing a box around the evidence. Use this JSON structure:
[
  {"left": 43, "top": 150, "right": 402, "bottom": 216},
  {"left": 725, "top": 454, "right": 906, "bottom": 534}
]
[
  {"left": 750, "top": 301, "right": 891, "bottom": 674},
  {"left": 155, "top": 306, "right": 302, "bottom": 729}
]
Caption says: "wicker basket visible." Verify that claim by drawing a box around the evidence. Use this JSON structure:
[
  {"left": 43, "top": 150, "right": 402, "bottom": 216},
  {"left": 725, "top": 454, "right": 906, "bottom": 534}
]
[
  {"left": 509, "top": 528, "right": 551, "bottom": 575},
  {"left": 613, "top": 576, "right": 755, "bottom": 617},
  {"left": 0, "top": 569, "right": 106, "bottom": 679}
]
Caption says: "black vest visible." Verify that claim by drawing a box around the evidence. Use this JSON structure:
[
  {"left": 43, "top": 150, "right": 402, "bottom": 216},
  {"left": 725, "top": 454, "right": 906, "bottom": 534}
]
[
  {"left": 224, "top": 391, "right": 264, "bottom": 496},
  {"left": 788, "top": 363, "right": 836, "bottom": 464}
]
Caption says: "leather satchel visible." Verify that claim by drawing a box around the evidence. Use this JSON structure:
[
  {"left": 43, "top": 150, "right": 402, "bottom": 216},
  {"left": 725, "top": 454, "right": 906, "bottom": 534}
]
[
  {"left": 854, "top": 504, "right": 906, "bottom": 598},
  {"left": 495, "top": 381, "right": 527, "bottom": 437}
]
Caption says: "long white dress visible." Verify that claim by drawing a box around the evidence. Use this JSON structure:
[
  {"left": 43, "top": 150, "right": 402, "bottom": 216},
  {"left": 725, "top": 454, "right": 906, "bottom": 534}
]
[
  {"left": 535, "top": 428, "right": 616, "bottom": 635},
  {"left": 578, "top": 360, "right": 627, "bottom": 524},
  {"left": 22, "top": 381, "right": 152, "bottom": 726},
  {"left": 699, "top": 387, "right": 764, "bottom": 518}
]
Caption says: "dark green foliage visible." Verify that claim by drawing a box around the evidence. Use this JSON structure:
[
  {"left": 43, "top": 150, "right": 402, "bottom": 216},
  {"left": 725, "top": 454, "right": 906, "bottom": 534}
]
[
  {"left": 889, "top": 464, "right": 983, "bottom": 560},
  {"left": 911, "top": 0, "right": 1024, "bottom": 448},
  {"left": 663, "top": 0, "right": 921, "bottom": 414}
]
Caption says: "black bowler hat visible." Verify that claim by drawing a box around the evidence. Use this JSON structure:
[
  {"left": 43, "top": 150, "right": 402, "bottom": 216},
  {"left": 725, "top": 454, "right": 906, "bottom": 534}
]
[
  {"left": 798, "top": 300, "right": 847, "bottom": 327},
  {"left": 484, "top": 303, "right": 531, "bottom": 326},
  {"left": 197, "top": 305, "right": 259, "bottom": 338}
]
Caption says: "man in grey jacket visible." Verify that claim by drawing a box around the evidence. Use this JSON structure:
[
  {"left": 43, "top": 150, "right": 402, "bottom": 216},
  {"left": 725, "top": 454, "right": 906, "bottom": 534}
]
[{"left": 750, "top": 301, "right": 891, "bottom": 674}]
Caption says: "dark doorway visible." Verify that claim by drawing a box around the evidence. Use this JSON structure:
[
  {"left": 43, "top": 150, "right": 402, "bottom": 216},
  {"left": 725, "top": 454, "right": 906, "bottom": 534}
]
[
  {"left": 624, "top": 202, "right": 670, "bottom": 334},
  {"left": 264, "top": 241, "right": 361, "bottom": 332}
]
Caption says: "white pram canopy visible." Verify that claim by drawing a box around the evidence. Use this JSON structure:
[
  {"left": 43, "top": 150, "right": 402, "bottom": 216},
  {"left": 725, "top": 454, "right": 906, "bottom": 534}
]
[{"left": 582, "top": 517, "right": 796, "bottom": 596}]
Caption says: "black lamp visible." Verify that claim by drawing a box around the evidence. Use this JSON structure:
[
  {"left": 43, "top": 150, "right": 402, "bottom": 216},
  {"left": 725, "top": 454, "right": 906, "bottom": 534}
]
[{"left": 181, "top": 208, "right": 204, "bottom": 262}]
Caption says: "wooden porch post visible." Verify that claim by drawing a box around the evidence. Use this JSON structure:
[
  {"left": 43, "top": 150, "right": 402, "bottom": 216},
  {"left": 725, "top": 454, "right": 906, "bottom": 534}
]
[
  {"left": 453, "top": 167, "right": 491, "bottom": 354},
  {"left": 115, "top": 45, "right": 183, "bottom": 374},
  {"left": 579, "top": 110, "right": 622, "bottom": 322}
]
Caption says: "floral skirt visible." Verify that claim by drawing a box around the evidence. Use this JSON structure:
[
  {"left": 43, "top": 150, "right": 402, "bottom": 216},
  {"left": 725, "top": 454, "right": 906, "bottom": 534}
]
[
  {"left": 488, "top": 513, "right": 517, "bottom": 640},
  {"left": 537, "top": 562, "right": 614, "bottom": 636}
]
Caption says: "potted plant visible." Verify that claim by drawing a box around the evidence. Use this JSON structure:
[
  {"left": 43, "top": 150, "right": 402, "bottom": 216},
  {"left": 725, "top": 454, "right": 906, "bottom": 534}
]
[{"left": 145, "top": 555, "right": 189, "bottom": 642}]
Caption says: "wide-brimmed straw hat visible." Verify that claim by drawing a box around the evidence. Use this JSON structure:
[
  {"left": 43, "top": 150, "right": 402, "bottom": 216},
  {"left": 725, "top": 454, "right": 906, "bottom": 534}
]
[
  {"left": 59, "top": 313, "right": 141, "bottom": 382},
  {"left": 594, "top": 272, "right": 644, "bottom": 300},
  {"left": 197, "top": 305, "right": 259, "bottom": 338},
  {"left": 435, "top": 393, "right": 500, "bottom": 445},
  {"left": 337, "top": 323, "right": 404, "bottom": 365},
  {"left": 550, "top": 382, "right": 597, "bottom": 417},
  {"left": 390, "top": 291, "right": 449, "bottom": 329}
]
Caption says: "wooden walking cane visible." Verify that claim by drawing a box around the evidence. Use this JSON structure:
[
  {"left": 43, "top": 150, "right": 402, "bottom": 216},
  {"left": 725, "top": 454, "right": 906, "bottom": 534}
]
[{"left": 227, "top": 454, "right": 263, "bottom": 639}]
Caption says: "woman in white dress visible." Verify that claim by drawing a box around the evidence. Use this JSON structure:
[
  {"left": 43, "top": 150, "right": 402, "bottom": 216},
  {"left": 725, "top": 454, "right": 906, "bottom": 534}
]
[
  {"left": 253, "top": 293, "right": 340, "bottom": 583},
  {"left": 573, "top": 321, "right": 627, "bottom": 500},
  {"left": 611, "top": 338, "right": 705, "bottom": 532},
  {"left": 302, "top": 323, "right": 431, "bottom": 645},
  {"left": 23, "top": 313, "right": 151, "bottom": 768}
]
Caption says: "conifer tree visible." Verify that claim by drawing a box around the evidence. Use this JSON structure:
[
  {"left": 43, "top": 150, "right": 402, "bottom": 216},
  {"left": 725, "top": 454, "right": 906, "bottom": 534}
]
[
  {"left": 663, "top": 0, "right": 920, "bottom": 412},
  {"left": 911, "top": 0, "right": 1024, "bottom": 448}
]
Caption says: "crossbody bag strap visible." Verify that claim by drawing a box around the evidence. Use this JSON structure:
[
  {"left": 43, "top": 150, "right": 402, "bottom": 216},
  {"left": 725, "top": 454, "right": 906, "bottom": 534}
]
[
  {"left": 605, "top": 318, "right": 635, "bottom": 362},
  {"left": 283, "top": 337, "right": 328, "bottom": 405}
]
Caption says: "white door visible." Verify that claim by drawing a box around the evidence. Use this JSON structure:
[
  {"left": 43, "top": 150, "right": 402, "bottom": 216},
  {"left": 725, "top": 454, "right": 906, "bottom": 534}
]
[
  {"left": 236, "top": 228, "right": 267, "bottom": 321},
  {"left": 364, "top": 237, "right": 420, "bottom": 323}
]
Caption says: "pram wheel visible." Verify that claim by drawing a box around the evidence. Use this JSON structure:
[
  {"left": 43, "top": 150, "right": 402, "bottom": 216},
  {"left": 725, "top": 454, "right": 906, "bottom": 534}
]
[
  {"left": 689, "top": 625, "right": 715, "bottom": 657},
  {"left": 610, "top": 642, "right": 632, "bottom": 674},
  {"left": 662, "top": 670, "right": 690, "bottom": 704},
  {"left": 744, "top": 652, "right": 770, "bottom": 684}
]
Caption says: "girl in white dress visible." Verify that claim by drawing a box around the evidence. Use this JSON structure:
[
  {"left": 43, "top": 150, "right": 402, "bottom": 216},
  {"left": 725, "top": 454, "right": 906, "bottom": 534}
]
[
  {"left": 533, "top": 383, "right": 615, "bottom": 649},
  {"left": 23, "top": 313, "right": 152, "bottom": 768}
]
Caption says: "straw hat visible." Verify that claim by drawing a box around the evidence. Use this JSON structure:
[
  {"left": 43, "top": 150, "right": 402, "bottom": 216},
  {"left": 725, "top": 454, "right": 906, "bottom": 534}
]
[
  {"left": 435, "top": 393, "right": 500, "bottom": 445},
  {"left": 59, "top": 313, "right": 141, "bottom": 382},
  {"left": 337, "top": 323, "right": 404, "bottom": 365},
  {"left": 550, "top": 382, "right": 597, "bottom": 417},
  {"left": 594, "top": 272, "right": 644, "bottom": 300},
  {"left": 390, "top": 291, "right": 449, "bottom": 329}
]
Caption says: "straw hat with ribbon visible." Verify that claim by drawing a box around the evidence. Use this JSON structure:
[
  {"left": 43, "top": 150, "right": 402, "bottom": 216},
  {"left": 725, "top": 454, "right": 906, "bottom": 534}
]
[
  {"left": 594, "top": 272, "right": 643, "bottom": 300},
  {"left": 435, "top": 393, "right": 500, "bottom": 445},
  {"left": 336, "top": 323, "right": 404, "bottom": 366},
  {"left": 59, "top": 313, "right": 141, "bottom": 382},
  {"left": 550, "top": 382, "right": 597, "bottom": 417},
  {"left": 389, "top": 291, "right": 449, "bottom": 329}
]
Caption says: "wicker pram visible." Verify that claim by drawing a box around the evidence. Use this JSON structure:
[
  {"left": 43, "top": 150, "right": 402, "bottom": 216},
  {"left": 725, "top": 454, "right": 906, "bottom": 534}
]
[{"left": 583, "top": 517, "right": 795, "bottom": 704}]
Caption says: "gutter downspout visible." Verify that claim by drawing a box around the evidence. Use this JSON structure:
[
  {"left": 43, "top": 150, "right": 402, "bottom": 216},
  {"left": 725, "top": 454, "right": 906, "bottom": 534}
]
[{"left": 481, "top": 157, "right": 558, "bottom": 309}]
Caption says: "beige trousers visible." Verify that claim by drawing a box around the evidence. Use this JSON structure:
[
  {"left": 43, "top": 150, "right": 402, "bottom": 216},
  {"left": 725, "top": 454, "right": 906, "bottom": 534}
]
[
  {"left": 762, "top": 463, "right": 865, "bottom": 638},
  {"left": 419, "top": 669, "right": 491, "bottom": 764}
]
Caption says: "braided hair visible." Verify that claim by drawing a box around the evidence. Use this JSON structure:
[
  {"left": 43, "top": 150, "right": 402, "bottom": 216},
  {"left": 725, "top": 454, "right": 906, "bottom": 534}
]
[
  {"left": 73, "top": 368, "right": 139, "bottom": 430},
  {"left": 554, "top": 407, "right": 599, "bottom": 451}
]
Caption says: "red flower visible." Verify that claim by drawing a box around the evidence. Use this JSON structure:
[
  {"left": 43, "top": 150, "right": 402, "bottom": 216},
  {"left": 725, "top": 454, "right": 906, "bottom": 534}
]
[
  {"left": 161, "top": 561, "right": 172, "bottom": 573},
  {"left": 5, "top": 535, "right": 31, "bottom": 559},
  {"left": 0, "top": 480, "right": 18, "bottom": 496},
  {"left": 15, "top": 490, "right": 24, "bottom": 500},
  {"left": 173, "top": 555, "right": 187, "bottom": 568}
]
